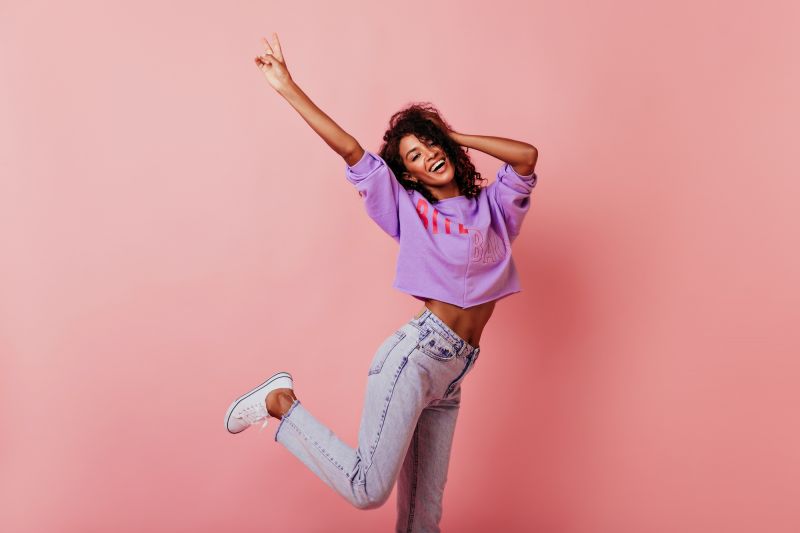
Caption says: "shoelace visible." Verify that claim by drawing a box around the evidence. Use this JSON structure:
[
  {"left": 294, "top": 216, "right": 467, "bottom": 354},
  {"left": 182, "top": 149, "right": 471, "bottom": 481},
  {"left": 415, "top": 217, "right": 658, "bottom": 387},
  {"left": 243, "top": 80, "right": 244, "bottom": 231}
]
[{"left": 234, "top": 402, "right": 271, "bottom": 434}]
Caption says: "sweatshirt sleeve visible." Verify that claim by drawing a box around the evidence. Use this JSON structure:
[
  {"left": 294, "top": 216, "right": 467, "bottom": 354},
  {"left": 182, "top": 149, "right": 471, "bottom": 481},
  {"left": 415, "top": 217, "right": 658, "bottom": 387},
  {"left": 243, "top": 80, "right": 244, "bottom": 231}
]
[
  {"left": 345, "top": 150, "right": 401, "bottom": 241},
  {"left": 492, "top": 162, "right": 538, "bottom": 239}
]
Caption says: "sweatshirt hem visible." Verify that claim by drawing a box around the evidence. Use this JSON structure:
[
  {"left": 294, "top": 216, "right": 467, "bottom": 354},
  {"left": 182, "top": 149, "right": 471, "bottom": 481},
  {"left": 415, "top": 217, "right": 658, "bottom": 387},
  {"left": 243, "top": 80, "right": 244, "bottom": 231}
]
[{"left": 392, "top": 283, "right": 522, "bottom": 309}]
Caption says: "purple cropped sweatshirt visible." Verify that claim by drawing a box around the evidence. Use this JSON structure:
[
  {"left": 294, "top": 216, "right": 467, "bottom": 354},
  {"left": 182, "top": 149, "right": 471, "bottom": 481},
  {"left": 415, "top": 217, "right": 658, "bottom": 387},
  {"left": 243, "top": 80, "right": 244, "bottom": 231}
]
[{"left": 345, "top": 149, "right": 538, "bottom": 309}]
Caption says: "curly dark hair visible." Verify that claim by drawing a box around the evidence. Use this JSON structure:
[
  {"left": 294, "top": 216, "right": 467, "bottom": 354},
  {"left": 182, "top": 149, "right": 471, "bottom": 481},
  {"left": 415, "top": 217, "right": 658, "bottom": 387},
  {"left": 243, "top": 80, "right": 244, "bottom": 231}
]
[{"left": 378, "top": 102, "right": 485, "bottom": 205}]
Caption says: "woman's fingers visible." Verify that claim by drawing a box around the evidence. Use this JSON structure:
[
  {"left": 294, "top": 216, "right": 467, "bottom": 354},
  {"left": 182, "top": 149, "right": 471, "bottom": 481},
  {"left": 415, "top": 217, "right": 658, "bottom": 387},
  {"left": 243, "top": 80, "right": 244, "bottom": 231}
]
[
  {"left": 255, "top": 32, "right": 289, "bottom": 78},
  {"left": 261, "top": 36, "right": 275, "bottom": 57},
  {"left": 271, "top": 32, "right": 284, "bottom": 62},
  {"left": 259, "top": 33, "right": 285, "bottom": 65}
]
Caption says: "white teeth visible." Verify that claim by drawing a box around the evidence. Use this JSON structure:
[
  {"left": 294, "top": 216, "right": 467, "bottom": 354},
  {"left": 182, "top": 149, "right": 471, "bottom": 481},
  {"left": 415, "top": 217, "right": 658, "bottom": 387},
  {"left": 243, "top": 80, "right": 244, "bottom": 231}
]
[{"left": 431, "top": 159, "right": 445, "bottom": 172}]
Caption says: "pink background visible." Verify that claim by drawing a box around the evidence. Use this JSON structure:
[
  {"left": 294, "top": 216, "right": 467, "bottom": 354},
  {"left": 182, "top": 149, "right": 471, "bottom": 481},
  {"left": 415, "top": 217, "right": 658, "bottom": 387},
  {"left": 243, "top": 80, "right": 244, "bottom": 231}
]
[{"left": 2, "top": 0, "right": 798, "bottom": 531}]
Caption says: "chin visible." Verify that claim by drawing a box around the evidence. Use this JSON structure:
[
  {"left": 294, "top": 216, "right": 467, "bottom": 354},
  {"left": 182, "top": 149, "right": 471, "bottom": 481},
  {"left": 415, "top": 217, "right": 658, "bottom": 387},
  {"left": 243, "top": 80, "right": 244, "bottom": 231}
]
[
  {"left": 430, "top": 168, "right": 454, "bottom": 183},
  {"left": 430, "top": 176, "right": 454, "bottom": 187}
]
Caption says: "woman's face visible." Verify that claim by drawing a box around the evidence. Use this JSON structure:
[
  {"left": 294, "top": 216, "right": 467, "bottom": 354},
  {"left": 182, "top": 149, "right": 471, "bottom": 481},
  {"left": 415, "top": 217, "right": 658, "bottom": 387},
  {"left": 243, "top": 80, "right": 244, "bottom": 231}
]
[{"left": 398, "top": 134, "right": 455, "bottom": 193}]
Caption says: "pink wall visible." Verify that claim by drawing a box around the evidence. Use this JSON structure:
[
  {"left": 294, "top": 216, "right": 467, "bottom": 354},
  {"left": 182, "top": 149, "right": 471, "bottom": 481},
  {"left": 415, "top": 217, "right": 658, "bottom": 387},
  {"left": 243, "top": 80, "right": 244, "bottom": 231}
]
[{"left": 2, "top": 0, "right": 798, "bottom": 531}]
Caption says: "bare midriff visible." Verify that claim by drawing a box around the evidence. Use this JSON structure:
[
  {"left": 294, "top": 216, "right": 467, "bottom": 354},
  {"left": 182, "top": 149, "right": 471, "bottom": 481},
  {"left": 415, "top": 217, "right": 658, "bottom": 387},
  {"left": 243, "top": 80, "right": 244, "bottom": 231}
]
[{"left": 418, "top": 298, "right": 497, "bottom": 349}]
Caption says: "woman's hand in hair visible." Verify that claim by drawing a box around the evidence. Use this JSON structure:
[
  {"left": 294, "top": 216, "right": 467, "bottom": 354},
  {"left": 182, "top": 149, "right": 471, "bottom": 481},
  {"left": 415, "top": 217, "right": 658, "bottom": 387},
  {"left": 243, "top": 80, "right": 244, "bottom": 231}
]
[
  {"left": 421, "top": 110, "right": 455, "bottom": 139},
  {"left": 254, "top": 32, "right": 293, "bottom": 92}
]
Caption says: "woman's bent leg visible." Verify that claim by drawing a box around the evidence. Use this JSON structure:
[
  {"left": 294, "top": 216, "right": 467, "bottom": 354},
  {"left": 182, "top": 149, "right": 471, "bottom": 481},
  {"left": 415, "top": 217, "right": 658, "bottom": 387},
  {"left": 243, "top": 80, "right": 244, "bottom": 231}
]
[{"left": 274, "top": 325, "right": 427, "bottom": 510}]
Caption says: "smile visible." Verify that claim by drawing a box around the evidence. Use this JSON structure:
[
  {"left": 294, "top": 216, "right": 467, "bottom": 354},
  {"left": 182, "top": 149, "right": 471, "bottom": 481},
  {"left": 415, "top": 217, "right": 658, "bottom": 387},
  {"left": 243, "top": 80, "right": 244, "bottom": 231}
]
[{"left": 430, "top": 159, "right": 446, "bottom": 173}]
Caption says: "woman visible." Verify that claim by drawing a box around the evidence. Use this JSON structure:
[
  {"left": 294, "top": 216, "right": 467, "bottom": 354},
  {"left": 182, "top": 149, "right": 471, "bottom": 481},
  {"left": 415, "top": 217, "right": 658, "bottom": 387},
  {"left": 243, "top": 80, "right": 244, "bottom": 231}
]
[{"left": 224, "top": 33, "right": 538, "bottom": 531}]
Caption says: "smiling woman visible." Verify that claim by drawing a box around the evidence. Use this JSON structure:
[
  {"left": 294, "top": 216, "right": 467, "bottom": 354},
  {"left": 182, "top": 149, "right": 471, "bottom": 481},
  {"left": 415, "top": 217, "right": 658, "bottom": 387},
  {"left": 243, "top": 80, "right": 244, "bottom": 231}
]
[
  {"left": 378, "top": 103, "right": 487, "bottom": 205},
  {"left": 227, "top": 31, "right": 539, "bottom": 532}
]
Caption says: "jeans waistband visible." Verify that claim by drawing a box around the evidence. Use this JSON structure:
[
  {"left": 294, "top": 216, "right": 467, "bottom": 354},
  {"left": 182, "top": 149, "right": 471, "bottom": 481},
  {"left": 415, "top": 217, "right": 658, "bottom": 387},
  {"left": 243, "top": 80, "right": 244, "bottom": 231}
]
[{"left": 410, "top": 307, "right": 479, "bottom": 358}]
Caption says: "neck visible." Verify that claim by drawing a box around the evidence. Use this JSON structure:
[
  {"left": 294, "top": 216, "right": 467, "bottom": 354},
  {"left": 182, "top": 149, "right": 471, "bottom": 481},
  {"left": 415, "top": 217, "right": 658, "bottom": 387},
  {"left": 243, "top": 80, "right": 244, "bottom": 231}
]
[{"left": 429, "top": 183, "right": 461, "bottom": 201}]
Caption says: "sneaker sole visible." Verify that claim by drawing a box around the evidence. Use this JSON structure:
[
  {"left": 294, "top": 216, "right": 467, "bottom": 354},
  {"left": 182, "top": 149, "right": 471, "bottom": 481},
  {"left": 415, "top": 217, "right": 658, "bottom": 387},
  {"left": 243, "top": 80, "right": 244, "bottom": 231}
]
[{"left": 224, "top": 371, "right": 293, "bottom": 433}]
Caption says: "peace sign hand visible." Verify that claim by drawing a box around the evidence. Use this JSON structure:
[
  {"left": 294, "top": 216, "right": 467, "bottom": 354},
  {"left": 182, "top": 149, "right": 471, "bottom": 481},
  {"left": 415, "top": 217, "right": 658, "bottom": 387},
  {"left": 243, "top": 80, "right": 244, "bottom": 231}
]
[{"left": 254, "top": 32, "right": 293, "bottom": 91}]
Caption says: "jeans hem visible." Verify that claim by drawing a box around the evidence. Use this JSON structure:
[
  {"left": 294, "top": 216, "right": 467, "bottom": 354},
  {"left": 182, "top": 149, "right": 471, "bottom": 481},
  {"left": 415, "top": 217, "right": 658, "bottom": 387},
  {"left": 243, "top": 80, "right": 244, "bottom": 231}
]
[{"left": 273, "top": 398, "right": 301, "bottom": 442}]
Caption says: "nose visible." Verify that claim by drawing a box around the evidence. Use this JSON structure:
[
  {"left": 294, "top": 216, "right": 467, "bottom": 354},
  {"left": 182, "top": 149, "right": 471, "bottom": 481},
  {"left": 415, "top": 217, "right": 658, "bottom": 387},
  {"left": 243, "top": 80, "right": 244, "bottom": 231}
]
[{"left": 424, "top": 146, "right": 440, "bottom": 161}]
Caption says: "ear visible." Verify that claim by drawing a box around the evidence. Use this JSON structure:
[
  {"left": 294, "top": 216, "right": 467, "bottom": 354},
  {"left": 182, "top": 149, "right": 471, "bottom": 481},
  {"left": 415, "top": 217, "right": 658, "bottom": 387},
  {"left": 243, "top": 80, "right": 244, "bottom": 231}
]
[{"left": 403, "top": 172, "right": 417, "bottom": 183}]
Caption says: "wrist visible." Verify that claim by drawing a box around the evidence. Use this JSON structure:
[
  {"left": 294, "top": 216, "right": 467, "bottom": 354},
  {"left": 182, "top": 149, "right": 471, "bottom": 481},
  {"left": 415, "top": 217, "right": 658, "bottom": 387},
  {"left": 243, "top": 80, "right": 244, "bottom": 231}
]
[{"left": 277, "top": 78, "right": 299, "bottom": 97}]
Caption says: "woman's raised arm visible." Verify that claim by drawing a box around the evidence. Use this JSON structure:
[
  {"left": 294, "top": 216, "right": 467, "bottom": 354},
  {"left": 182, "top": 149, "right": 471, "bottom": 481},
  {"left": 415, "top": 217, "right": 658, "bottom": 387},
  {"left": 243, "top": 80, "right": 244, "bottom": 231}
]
[{"left": 255, "top": 33, "right": 364, "bottom": 165}]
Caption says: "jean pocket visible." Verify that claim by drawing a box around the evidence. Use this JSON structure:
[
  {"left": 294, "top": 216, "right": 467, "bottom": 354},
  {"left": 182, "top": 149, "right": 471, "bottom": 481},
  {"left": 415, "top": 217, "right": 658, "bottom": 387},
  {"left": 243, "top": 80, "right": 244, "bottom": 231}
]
[
  {"left": 368, "top": 329, "right": 407, "bottom": 375},
  {"left": 417, "top": 326, "right": 458, "bottom": 361}
]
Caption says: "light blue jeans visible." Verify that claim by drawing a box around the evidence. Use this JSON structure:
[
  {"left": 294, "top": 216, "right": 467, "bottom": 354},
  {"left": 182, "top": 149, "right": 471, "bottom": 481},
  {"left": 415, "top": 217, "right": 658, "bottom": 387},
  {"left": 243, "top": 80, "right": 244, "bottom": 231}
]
[{"left": 274, "top": 306, "right": 481, "bottom": 532}]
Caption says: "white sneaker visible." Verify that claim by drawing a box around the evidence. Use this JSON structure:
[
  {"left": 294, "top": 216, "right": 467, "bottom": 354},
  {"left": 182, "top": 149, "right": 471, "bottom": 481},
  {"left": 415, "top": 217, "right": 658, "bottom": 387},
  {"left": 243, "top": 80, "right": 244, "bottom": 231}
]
[{"left": 224, "top": 371, "right": 293, "bottom": 434}]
